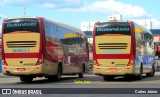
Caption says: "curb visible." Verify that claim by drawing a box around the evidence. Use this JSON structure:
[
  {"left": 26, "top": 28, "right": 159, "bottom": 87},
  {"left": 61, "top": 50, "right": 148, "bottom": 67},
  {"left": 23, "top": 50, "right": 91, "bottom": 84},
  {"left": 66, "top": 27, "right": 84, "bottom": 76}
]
[{"left": 0, "top": 73, "right": 4, "bottom": 76}]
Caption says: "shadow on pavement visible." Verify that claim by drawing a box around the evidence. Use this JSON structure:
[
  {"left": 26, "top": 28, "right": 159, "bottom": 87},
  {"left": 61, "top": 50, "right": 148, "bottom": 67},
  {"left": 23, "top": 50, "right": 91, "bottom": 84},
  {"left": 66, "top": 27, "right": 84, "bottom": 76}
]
[{"left": 17, "top": 76, "right": 83, "bottom": 84}]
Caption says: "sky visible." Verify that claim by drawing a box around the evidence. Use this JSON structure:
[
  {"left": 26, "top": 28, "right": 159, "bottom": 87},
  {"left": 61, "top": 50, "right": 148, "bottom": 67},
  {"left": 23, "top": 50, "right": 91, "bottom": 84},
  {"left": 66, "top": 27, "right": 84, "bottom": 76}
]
[{"left": 0, "top": 0, "right": 160, "bottom": 31}]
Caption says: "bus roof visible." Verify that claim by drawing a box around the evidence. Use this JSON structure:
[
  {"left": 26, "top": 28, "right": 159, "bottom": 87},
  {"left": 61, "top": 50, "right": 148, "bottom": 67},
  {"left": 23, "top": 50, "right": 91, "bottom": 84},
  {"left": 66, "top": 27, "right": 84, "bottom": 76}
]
[
  {"left": 44, "top": 18, "right": 86, "bottom": 36},
  {"left": 5, "top": 16, "right": 38, "bottom": 20},
  {"left": 57, "top": 22, "right": 86, "bottom": 36},
  {"left": 96, "top": 20, "right": 152, "bottom": 35},
  {"left": 4, "top": 16, "right": 86, "bottom": 36}
]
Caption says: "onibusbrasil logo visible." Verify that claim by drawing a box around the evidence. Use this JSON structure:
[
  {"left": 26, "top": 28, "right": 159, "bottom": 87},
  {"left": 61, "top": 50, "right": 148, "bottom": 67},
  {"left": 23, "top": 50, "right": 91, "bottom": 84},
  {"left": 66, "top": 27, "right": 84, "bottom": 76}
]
[{"left": 1, "top": 89, "right": 42, "bottom": 95}]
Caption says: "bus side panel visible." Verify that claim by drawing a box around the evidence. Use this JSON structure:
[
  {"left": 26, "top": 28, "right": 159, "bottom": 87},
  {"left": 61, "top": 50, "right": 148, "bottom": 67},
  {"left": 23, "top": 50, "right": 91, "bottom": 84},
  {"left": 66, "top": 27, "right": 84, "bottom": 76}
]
[
  {"left": 43, "top": 20, "right": 88, "bottom": 75},
  {"left": 134, "top": 22, "right": 155, "bottom": 74},
  {"left": 43, "top": 21, "right": 63, "bottom": 75}
]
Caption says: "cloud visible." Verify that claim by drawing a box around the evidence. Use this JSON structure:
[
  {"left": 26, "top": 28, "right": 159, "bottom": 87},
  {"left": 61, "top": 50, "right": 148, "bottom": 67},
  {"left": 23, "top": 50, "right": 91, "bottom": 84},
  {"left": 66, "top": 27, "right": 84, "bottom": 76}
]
[
  {"left": 0, "top": 0, "right": 160, "bottom": 29},
  {"left": 0, "top": 0, "right": 148, "bottom": 18},
  {"left": 60, "top": 0, "right": 148, "bottom": 18},
  {"left": 0, "top": 2, "right": 4, "bottom": 7},
  {"left": 0, "top": 14, "right": 7, "bottom": 20},
  {"left": 38, "top": 3, "right": 57, "bottom": 8},
  {"left": 1, "top": 0, "right": 31, "bottom": 6},
  {"left": 66, "top": 0, "right": 81, "bottom": 4},
  {"left": 0, "top": 0, "right": 83, "bottom": 8}
]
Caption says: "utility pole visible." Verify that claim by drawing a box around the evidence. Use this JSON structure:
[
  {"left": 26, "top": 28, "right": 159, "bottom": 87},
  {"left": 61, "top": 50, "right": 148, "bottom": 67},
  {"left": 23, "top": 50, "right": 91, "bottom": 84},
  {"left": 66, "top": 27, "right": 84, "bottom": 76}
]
[{"left": 24, "top": 8, "right": 26, "bottom": 16}]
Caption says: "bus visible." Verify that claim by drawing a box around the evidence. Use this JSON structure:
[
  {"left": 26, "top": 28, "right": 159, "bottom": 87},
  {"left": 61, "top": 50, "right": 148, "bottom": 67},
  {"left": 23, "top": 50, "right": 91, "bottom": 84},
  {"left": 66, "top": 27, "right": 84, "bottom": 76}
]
[
  {"left": 2, "top": 16, "right": 89, "bottom": 82},
  {"left": 93, "top": 20, "right": 156, "bottom": 80}
]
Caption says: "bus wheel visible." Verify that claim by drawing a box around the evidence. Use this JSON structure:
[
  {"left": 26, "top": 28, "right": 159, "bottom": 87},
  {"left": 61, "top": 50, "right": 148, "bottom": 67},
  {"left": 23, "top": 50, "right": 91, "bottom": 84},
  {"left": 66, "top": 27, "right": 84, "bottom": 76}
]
[
  {"left": 78, "top": 64, "right": 84, "bottom": 78},
  {"left": 103, "top": 76, "right": 114, "bottom": 81},
  {"left": 82, "top": 64, "right": 85, "bottom": 73},
  {"left": 146, "top": 64, "right": 155, "bottom": 77},
  {"left": 20, "top": 76, "right": 33, "bottom": 82},
  {"left": 78, "top": 73, "right": 83, "bottom": 78},
  {"left": 55, "top": 65, "right": 62, "bottom": 81},
  {"left": 47, "top": 76, "right": 55, "bottom": 81},
  {"left": 136, "top": 65, "right": 143, "bottom": 80}
]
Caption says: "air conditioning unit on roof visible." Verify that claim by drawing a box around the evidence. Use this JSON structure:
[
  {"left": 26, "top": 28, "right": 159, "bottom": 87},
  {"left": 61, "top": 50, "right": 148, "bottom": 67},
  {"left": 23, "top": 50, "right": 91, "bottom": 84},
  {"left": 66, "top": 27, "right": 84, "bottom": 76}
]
[{"left": 108, "top": 15, "right": 122, "bottom": 20}]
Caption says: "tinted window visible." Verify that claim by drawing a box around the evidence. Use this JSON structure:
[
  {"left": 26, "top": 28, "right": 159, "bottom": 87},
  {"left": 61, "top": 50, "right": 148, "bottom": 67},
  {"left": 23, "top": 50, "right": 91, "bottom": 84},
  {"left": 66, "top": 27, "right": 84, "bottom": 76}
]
[
  {"left": 4, "top": 18, "right": 39, "bottom": 34},
  {"left": 95, "top": 22, "right": 130, "bottom": 36},
  {"left": 60, "top": 38, "right": 84, "bottom": 45}
]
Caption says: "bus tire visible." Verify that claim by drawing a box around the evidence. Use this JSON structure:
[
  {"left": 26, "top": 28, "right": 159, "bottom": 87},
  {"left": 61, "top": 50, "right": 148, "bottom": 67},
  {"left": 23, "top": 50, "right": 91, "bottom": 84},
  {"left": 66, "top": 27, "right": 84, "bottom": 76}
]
[
  {"left": 78, "top": 73, "right": 83, "bottom": 78},
  {"left": 103, "top": 76, "right": 114, "bottom": 81},
  {"left": 20, "top": 76, "right": 33, "bottom": 82},
  {"left": 136, "top": 65, "right": 143, "bottom": 80},
  {"left": 55, "top": 64, "right": 62, "bottom": 81},
  {"left": 82, "top": 63, "right": 85, "bottom": 73},
  {"left": 146, "top": 64, "right": 155, "bottom": 77},
  {"left": 78, "top": 63, "right": 84, "bottom": 78},
  {"left": 47, "top": 76, "right": 55, "bottom": 81}
]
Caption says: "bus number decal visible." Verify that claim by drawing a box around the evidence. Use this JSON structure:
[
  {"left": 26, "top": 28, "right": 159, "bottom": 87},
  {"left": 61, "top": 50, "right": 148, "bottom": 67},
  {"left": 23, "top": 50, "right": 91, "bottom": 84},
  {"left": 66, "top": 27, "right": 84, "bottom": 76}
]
[{"left": 12, "top": 48, "right": 30, "bottom": 53}]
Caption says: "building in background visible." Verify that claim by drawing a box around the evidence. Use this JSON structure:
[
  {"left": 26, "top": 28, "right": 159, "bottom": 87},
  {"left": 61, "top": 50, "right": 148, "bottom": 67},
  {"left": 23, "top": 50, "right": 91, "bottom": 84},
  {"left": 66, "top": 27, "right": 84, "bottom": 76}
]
[
  {"left": 151, "top": 29, "right": 160, "bottom": 52},
  {"left": 151, "top": 29, "right": 160, "bottom": 71}
]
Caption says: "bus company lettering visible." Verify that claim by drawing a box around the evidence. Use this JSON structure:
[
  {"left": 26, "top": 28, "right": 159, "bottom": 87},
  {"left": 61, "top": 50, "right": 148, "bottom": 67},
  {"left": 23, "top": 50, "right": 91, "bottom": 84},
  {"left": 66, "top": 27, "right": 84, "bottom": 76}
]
[
  {"left": 97, "top": 27, "right": 129, "bottom": 32},
  {"left": 7, "top": 22, "right": 37, "bottom": 28}
]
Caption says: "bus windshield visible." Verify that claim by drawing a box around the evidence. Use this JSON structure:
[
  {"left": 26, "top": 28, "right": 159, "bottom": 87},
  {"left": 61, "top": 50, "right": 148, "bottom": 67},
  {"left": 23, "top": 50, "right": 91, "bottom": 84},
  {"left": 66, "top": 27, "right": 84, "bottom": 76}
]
[
  {"left": 95, "top": 22, "right": 130, "bottom": 36},
  {"left": 4, "top": 18, "right": 39, "bottom": 34}
]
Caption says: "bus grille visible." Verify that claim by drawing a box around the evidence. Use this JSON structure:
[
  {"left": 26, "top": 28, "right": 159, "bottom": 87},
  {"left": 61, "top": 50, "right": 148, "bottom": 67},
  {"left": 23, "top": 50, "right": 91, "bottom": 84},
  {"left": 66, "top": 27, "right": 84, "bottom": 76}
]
[
  {"left": 6, "top": 41, "right": 36, "bottom": 48},
  {"left": 98, "top": 43, "right": 127, "bottom": 49}
]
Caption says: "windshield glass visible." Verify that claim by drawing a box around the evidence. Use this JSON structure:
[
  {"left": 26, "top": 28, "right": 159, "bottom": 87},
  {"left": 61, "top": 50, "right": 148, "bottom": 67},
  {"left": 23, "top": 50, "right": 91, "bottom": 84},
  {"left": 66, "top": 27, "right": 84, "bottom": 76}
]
[
  {"left": 95, "top": 22, "right": 130, "bottom": 36},
  {"left": 4, "top": 18, "right": 39, "bottom": 34}
]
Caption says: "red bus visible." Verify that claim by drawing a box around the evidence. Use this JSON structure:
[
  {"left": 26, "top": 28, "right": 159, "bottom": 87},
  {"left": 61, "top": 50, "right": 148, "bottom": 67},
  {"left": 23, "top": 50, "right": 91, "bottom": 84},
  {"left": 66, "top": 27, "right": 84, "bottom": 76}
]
[{"left": 2, "top": 16, "right": 89, "bottom": 82}]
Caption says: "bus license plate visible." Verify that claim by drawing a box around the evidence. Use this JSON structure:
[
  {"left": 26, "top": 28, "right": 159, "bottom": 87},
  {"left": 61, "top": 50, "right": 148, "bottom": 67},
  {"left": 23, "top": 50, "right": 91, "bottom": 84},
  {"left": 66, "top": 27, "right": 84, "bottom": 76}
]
[
  {"left": 17, "top": 68, "right": 25, "bottom": 71},
  {"left": 109, "top": 68, "right": 117, "bottom": 72}
]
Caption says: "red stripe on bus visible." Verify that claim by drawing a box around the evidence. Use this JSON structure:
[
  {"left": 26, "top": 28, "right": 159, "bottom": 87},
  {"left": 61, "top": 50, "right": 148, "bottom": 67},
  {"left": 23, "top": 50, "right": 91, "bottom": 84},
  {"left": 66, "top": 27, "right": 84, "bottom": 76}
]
[
  {"left": 95, "top": 54, "right": 130, "bottom": 59},
  {"left": 5, "top": 53, "right": 39, "bottom": 58}
]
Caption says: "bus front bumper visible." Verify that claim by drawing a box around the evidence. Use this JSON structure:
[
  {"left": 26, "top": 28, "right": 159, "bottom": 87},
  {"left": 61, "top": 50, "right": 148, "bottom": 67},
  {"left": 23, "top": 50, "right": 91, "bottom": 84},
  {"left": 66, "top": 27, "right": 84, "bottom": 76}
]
[
  {"left": 94, "top": 65, "right": 135, "bottom": 76},
  {"left": 2, "top": 65, "right": 43, "bottom": 76}
]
